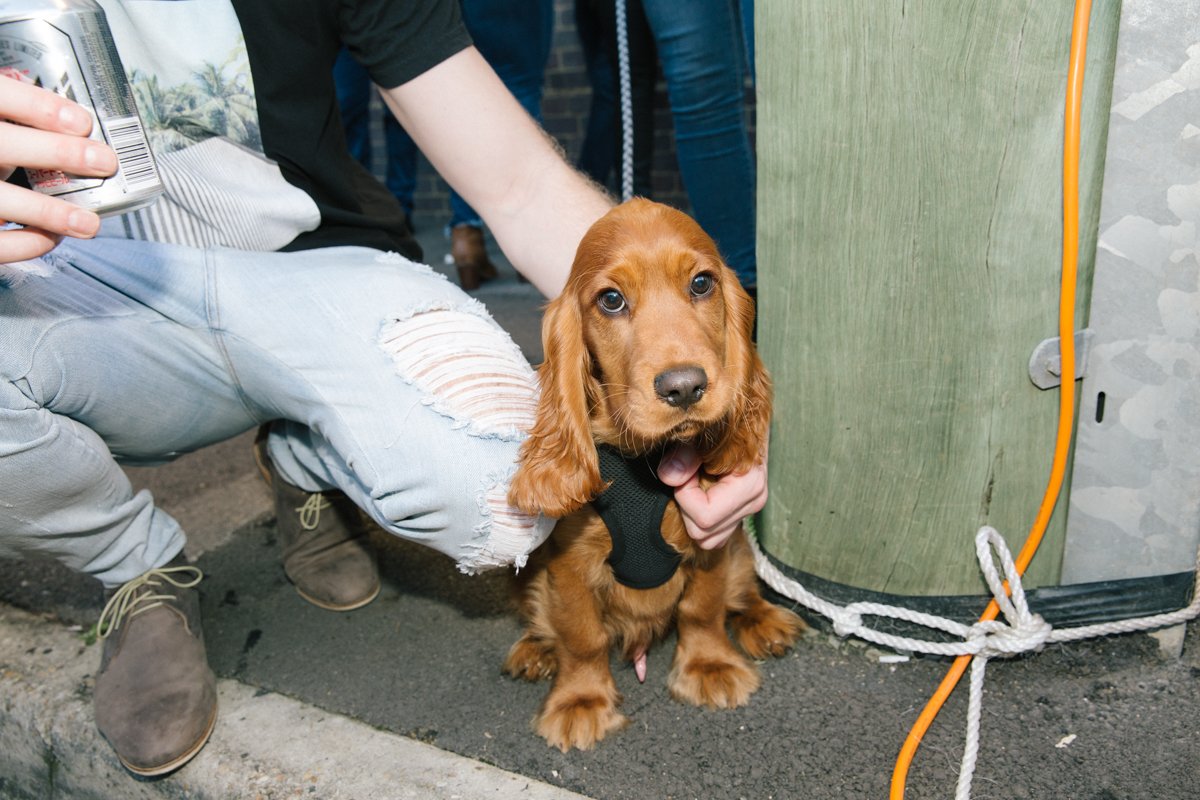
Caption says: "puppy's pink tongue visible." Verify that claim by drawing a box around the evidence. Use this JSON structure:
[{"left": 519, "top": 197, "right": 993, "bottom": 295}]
[{"left": 634, "top": 648, "right": 648, "bottom": 683}]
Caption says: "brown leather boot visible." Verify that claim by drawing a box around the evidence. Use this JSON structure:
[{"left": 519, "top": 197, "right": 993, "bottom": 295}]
[
  {"left": 94, "top": 556, "right": 217, "bottom": 777},
  {"left": 253, "top": 429, "right": 380, "bottom": 611},
  {"left": 450, "top": 223, "right": 499, "bottom": 290}
]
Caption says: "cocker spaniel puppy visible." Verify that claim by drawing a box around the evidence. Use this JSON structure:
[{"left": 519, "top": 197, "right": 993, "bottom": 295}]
[{"left": 504, "top": 198, "right": 804, "bottom": 752}]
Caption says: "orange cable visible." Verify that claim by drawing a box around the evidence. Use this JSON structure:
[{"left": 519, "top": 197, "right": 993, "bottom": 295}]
[{"left": 888, "top": 1, "right": 1093, "bottom": 796}]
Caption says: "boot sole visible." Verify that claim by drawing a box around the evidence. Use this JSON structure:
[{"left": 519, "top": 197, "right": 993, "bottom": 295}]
[
  {"left": 118, "top": 701, "right": 218, "bottom": 777},
  {"left": 294, "top": 580, "right": 381, "bottom": 612}
]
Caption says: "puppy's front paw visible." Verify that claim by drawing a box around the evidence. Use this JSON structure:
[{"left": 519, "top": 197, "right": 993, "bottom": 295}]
[
  {"left": 504, "top": 634, "right": 557, "bottom": 681},
  {"left": 535, "top": 689, "right": 628, "bottom": 752},
  {"left": 669, "top": 654, "right": 760, "bottom": 709},
  {"left": 732, "top": 602, "right": 805, "bottom": 660}
]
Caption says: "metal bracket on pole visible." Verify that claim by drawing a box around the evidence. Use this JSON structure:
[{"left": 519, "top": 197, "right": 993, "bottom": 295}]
[{"left": 1028, "top": 329, "right": 1095, "bottom": 389}]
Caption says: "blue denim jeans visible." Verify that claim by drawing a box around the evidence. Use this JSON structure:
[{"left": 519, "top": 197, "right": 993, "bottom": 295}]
[
  {"left": 574, "top": 0, "right": 657, "bottom": 197},
  {"left": 641, "top": 0, "right": 757, "bottom": 285},
  {"left": 0, "top": 240, "right": 551, "bottom": 588},
  {"left": 334, "top": 50, "right": 417, "bottom": 218},
  {"left": 334, "top": 0, "right": 553, "bottom": 229}
]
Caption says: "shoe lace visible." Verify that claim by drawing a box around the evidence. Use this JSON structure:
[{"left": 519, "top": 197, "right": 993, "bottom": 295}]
[
  {"left": 296, "top": 493, "right": 332, "bottom": 531},
  {"left": 97, "top": 564, "right": 204, "bottom": 639}
]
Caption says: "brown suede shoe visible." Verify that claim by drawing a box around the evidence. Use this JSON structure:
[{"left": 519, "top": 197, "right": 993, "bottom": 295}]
[
  {"left": 450, "top": 223, "right": 499, "bottom": 290},
  {"left": 253, "top": 429, "right": 380, "bottom": 611},
  {"left": 94, "top": 556, "right": 217, "bottom": 777}
]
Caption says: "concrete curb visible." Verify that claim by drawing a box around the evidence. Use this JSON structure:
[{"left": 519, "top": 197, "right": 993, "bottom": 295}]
[{"left": 0, "top": 605, "right": 589, "bottom": 800}]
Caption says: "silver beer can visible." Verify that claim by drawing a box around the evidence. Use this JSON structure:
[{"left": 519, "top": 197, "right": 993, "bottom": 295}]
[{"left": 0, "top": 0, "right": 162, "bottom": 216}]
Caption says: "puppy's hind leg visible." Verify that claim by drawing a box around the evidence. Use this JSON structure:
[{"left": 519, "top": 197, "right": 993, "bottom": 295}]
[
  {"left": 504, "top": 632, "right": 558, "bottom": 681},
  {"left": 729, "top": 593, "right": 805, "bottom": 660},
  {"left": 725, "top": 533, "right": 805, "bottom": 659},
  {"left": 504, "top": 559, "right": 559, "bottom": 681}
]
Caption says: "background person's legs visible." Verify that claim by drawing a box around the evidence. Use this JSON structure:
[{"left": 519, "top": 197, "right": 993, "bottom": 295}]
[
  {"left": 640, "top": 0, "right": 757, "bottom": 286},
  {"left": 333, "top": 48, "right": 420, "bottom": 222},
  {"left": 447, "top": 0, "right": 556, "bottom": 288}
]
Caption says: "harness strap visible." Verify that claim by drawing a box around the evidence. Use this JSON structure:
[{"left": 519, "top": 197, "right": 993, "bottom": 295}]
[{"left": 592, "top": 445, "right": 681, "bottom": 589}]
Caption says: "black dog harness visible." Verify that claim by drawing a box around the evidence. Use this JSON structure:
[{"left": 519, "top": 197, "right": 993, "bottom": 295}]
[{"left": 591, "top": 445, "right": 681, "bottom": 589}]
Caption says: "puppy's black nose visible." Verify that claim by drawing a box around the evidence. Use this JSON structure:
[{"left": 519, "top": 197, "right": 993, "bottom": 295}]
[{"left": 654, "top": 366, "right": 708, "bottom": 410}]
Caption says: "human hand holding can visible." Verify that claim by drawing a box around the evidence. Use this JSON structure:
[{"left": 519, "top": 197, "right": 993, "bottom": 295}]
[
  {"left": 0, "top": 71, "right": 118, "bottom": 260},
  {"left": 0, "top": 0, "right": 162, "bottom": 262}
]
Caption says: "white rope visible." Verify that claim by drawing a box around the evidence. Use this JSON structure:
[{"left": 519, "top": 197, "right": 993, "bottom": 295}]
[
  {"left": 748, "top": 523, "right": 1200, "bottom": 799},
  {"left": 614, "top": 0, "right": 635, "bottom": 202}
]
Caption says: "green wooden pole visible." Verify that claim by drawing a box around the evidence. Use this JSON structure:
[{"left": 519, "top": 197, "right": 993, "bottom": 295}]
[{"left": 757, "top": 0, "right": 1120, "bottom": 596}]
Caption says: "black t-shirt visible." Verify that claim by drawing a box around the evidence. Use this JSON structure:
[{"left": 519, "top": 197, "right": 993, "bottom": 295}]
[{"left": 95, "top": 0, "right": 471, "bottom": 258}]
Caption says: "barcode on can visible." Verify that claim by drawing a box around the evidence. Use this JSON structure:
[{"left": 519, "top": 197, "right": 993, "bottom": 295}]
[{"left": 105, "top": 115, "right": 158, "bottom": 190}]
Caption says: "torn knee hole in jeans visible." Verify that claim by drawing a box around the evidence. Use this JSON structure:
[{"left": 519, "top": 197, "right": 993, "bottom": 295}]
[
  {"left": 378, "top": 301, "right": 538, "bottom": 440},
  {"left": 457, "top": 475, "right": 552, "bottom": 574}
]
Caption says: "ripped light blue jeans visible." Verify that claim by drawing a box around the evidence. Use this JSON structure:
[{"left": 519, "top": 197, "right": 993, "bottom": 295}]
[{"left": 0, "top": 238, "right": 551, "bottom": 588}]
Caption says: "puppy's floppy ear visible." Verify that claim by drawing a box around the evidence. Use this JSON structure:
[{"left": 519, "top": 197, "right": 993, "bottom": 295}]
[
  {"left": 707, "top": 269, "right": 773, "bottom": 476},
  {"left": 508, "top": 292, "right": 604, "bottom": 518}
]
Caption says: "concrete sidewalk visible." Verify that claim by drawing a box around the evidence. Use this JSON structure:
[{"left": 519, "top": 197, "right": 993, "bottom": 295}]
[
  {"left": 0, "top": 603, "right": 586, "bottom": 800},
  {"left": 2, "top": 222, "right": 1199, "bottom": 799}
]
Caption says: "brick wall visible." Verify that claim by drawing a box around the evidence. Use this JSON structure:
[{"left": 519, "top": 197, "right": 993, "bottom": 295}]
[{"left": 398, "top": 0, "right": 754, "bottom": 225}]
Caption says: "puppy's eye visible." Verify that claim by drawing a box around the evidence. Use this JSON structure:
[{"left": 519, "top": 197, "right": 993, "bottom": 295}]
[
  {"left": 597, "top": 289, "right": 627, "bottom": 314},
  {"left": 689, "top": 272, "right": 716, "bottom": 298}
]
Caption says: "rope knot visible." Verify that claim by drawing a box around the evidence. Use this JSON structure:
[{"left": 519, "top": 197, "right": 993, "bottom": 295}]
[
  {"left": 831, "top": 607, "right": 863, "bottom": 638},
  {"left": 969, "top": 614, "right": 1052, "bottom": 658},
  {"left": 969, "top": 527, "right": 1053, "bottom": 658}
]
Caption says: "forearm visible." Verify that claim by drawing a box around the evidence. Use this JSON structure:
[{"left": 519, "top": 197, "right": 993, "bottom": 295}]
[
  {"left": 381, "top": 47, "right": 612, "bottom": 298},
  {"left": 475, "top": 128, "right": 613, "bottom": 300}
]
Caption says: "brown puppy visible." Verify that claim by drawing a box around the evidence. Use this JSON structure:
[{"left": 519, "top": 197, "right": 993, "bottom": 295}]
[{"left": 504, "top": 198, "right": 804, "bottom": 752}]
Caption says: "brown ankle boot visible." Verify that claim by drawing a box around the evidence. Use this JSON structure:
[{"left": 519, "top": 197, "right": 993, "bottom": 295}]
[
  {"left": 253, "top": 430, "right": 380, "bottom": 611},
  {"left": 450, "top": 224, "right": 498, "bottom": 290},
  {"left": 94, "top": 556, "right": 217, "bottom": 776}
]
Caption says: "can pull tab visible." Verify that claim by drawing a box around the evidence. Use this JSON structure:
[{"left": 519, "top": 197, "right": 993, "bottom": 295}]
[{"left": 1028, "top": 329, "right": 1095, "bottom": 389}]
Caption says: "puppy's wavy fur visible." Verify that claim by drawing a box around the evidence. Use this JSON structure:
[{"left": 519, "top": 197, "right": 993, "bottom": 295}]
[{"left": 505, "top": 198, "right": 804, "bottom": 752}]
